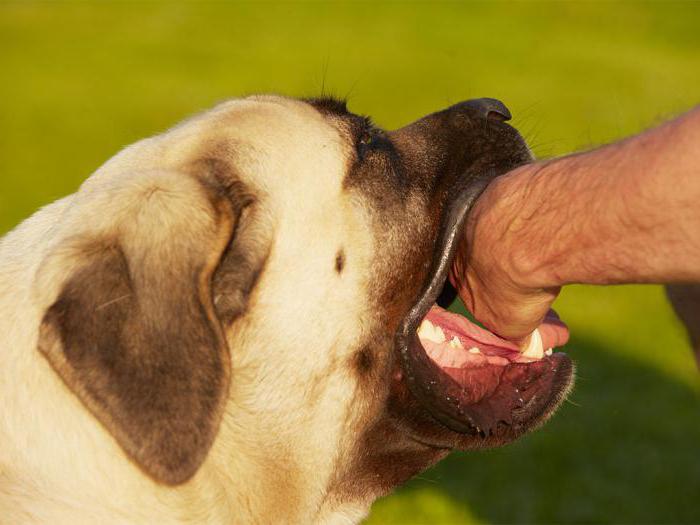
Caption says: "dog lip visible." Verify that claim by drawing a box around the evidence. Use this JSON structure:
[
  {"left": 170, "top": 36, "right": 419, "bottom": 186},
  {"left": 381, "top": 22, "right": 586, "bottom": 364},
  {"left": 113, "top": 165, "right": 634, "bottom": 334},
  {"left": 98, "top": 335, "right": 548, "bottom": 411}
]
[
  {"left": 394, "top": 173, "right": 492, "bottom": 432},
  {"left": 396, "top": 173, "right": 493, "bottom": 333}
]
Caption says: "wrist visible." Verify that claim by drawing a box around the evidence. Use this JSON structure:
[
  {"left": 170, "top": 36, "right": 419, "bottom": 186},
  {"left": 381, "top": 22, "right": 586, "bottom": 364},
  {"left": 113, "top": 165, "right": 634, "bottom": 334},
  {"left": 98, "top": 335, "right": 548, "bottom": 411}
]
[
  {"left": 470, "top": 163, "right": 556, "bottom": 293},
  {"left": 470, "top": 106, "right": 700, "bottom": 294}
]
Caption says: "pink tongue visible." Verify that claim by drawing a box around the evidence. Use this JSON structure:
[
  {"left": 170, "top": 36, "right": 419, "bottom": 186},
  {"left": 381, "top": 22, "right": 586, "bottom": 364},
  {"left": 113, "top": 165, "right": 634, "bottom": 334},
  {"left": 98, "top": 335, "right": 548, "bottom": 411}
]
[
  {"left": 425, "top": 306, "right": 569, "bottom": 350},
  {"left": 538, "top": 310, "right": 570, "bottom": 348}
]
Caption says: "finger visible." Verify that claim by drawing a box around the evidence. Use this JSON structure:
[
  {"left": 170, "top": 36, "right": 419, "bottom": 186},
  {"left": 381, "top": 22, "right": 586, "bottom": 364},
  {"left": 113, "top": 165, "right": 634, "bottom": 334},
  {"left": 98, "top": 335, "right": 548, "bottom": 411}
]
[
  {"left": 485, "top": 307, "right": 543, "bottom": 345},
  {"left": 539, "top": 309, "right": 570, "bottom": 348}
]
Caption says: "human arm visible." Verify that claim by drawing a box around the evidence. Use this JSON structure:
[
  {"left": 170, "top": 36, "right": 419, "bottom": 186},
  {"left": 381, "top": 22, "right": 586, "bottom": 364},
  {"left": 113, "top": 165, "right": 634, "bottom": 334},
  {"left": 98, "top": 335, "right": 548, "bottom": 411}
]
[{"left": 450, "top": 106, "right": 700, "bottom": 343}]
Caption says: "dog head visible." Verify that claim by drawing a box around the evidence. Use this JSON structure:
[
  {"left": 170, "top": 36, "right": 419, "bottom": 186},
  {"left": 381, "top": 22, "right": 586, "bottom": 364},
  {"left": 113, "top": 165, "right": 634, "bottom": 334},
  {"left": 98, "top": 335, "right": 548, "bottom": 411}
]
[{"left": 34, "top": 95, "right": 573, "bottom": 522}]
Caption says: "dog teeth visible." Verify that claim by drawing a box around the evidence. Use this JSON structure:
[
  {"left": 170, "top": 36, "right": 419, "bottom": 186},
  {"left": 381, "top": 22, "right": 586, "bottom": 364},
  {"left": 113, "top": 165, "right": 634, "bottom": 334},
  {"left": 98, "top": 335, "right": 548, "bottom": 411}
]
[
  {"left": 417, "top": 320, "right": 432, "bottom": 340},
  {"left": 468, "top": 347, "right": 481, "bottom": 354},
  {"left": 434, "top": 326, "right": 446, "bottom": 343},
  {"left": 449, "top": 336, "right": 463, "bottom": 349},
  {"left": 521, "top": 328, "right": 544, "bottom": 359},
  {"left": 545, "top": 348, "right": 553, "bottom": 356},
  {"left": 417, "top": 319, "right": 446, "bottom": 343}
]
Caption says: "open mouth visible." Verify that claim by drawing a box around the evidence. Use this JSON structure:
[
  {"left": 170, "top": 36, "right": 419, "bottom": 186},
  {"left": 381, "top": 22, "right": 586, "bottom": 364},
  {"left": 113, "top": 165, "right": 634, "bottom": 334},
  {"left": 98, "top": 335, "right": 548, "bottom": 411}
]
[
  {"left": 420, "top": 306, "right": 569, "bottom": 370},
  {"left": 395, "top": 175, "right": 574, "bottom": 439},
  {"left": 415, "top": 301, "right": 571, "bottom": 433}
]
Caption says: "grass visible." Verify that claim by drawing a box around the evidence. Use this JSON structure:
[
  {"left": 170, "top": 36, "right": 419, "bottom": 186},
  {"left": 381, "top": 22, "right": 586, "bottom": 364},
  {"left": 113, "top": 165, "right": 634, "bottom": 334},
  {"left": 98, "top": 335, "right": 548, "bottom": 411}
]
[{"left": 2, "top": 2, "right": 699, "bottom": 523}]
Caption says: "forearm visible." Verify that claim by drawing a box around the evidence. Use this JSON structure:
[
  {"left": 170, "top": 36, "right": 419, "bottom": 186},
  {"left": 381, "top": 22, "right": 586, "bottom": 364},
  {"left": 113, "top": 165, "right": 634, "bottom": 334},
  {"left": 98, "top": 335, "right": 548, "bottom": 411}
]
[{"left": 475, "top": 107, "right": 700, "bottom": 290}]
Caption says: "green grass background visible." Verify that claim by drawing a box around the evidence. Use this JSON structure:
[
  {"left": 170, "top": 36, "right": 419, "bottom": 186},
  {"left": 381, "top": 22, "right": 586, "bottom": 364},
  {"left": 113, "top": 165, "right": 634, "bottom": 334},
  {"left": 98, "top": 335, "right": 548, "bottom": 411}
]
[{"left": 2, "top": 1, "right": 699, "bottom": 523}]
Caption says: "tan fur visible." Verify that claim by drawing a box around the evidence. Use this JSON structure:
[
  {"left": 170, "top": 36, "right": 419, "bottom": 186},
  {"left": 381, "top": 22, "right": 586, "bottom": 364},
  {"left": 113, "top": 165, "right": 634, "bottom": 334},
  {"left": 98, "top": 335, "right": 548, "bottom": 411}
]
[
  {"left": 0, "top": 96, "right": 379, "bottom": 524},
  {"left": 0, "top": 95, "right": 564, "bottom": 524}
]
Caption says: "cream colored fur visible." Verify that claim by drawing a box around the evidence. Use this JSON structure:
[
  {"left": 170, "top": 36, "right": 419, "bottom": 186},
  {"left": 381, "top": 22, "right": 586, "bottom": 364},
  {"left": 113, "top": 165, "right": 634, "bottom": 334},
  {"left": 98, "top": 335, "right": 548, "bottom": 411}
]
[{"left": 0, "top": 97, "right": 380, "bottom": 524}]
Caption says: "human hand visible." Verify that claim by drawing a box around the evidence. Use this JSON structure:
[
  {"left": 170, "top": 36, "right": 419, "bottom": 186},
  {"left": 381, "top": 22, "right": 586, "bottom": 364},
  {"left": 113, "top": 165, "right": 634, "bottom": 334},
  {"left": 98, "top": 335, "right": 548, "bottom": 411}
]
[
  {"left": 449, "top": 167, "right": 568, "bottom": 348},
  {"left": 451, "top": 106, "right": 700, "bottom": 349}
]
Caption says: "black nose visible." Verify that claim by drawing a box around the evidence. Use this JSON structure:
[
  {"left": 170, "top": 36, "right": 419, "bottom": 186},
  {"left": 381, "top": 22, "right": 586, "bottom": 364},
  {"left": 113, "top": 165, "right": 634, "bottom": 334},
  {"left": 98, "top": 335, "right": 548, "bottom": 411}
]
[{"left": 454, "top": 98, "right": 512, "bottom": 122}]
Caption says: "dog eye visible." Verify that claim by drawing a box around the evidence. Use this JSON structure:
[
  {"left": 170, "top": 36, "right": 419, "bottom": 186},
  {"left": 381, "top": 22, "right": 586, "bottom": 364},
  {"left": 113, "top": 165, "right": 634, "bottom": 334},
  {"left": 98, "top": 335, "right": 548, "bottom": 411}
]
[
  {"left": 359, "top": 132, "right": 374, "bottom": 146},
  {"left": 357, "top": 131, "right": 376, "bottom": 159}
]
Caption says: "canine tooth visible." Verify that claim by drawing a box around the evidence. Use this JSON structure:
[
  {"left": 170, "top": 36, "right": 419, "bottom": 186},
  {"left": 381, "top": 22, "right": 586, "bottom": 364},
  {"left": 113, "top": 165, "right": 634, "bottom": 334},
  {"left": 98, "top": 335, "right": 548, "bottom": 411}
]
[
  {"left": 468, "top": 347, "right": 481, "bottom": 354},
  {"left": 433, "top": 326, "right": 446, "bottom": 343},
  {"left": 424, "top": 324, "right": 438, "bottom": 341},
  {"left": 521, "top": 329, "right": 544, "bottom": 359},
  {"left": 545, "top": 348, "right": 553, "bottom": 356},
  {"left": 449, "top": 336, "right": 463, "bottom": 349},
  {"left": 417, "top": 319, "right": 446, "bottom": 343},
  {"left": 417, "top": 319, "right": 433, "bottom": 339}
]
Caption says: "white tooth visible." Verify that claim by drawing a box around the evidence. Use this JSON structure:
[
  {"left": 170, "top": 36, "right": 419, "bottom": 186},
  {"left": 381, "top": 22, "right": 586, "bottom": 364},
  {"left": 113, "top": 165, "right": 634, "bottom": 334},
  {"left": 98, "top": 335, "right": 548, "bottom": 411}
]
[
  {"left": 417, "top": 319, "right": 446, "bottom": 344},
  {"left": 426, "top": 324, "right": 441, "bottom": 343},
  {"left": 545, "top": 348, "right": 553, "bottom": 356},
  {"left": 521, "top": 329, "right": 544, "bottom": 359},
  {"left": 468, "top": 347, "right": 481, "bottom": 354},
  {"left": 417, "top": 319, "right": 433, "bottom": 340},
  {"left": 433, "top": 326, "right": 446, "bottom": 343},
  {"left": 449, "top": 336, "right": 463, "bottom": 349}
]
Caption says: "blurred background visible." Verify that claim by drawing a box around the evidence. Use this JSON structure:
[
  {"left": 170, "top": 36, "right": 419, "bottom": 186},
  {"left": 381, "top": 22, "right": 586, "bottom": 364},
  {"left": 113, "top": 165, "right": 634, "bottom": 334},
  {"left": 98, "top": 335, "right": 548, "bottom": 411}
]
[{"left": 2, "top": 1, "right": 699, "bottom": 523}]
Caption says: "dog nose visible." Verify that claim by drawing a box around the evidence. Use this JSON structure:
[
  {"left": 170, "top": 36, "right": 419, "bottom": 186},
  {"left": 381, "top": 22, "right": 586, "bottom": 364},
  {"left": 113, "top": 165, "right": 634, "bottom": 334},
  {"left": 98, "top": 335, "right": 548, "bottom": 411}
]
[{"left": 454, "top": 98, "right": 512, "bottom": 122}]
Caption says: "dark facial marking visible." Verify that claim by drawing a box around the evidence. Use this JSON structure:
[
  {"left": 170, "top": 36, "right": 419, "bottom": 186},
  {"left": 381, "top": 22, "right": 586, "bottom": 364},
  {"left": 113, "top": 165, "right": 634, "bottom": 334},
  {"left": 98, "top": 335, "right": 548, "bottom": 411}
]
[
  {"left": 37, "top": 159, "right": 267, "bottom": 486},
  {"left": 335, "top": 249, "right": 345, "bottom": 274},
  {"left": 38, "top": 240, "right": 230, "bottom": 486},
  {"left": 353, "top": 345, "right": 375, "bottom": 376}
]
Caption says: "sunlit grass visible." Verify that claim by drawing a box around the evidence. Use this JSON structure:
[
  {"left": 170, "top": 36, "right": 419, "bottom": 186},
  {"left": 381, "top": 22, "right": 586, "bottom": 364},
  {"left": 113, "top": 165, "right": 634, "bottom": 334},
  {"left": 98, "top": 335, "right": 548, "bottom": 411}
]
[{"left": 2, "top": 2, "right": 699, "bottom": 523}]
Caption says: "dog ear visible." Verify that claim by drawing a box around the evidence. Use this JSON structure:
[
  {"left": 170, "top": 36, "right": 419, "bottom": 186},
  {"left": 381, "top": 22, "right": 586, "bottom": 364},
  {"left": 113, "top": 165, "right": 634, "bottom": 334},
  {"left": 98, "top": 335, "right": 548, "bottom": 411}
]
[{"left": 37, "top": 167, "right": 261, "bottom": 485}]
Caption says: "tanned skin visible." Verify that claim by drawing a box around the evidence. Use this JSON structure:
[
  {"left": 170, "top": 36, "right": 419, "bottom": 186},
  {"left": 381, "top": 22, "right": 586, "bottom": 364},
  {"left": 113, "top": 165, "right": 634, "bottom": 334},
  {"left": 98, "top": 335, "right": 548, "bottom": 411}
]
[{"left": 451, "top": 106, "right": 700, "bottom": 344}]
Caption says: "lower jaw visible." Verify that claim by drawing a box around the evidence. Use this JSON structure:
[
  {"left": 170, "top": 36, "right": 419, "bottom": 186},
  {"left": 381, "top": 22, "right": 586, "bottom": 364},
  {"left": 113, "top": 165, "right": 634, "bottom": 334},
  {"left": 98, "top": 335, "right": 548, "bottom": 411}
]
[
  {"left": 400, "top": 304, "right": 572, "bottom": 436},
  {"left": 419, "top": 353, "right": 573, "bottom": 437}
]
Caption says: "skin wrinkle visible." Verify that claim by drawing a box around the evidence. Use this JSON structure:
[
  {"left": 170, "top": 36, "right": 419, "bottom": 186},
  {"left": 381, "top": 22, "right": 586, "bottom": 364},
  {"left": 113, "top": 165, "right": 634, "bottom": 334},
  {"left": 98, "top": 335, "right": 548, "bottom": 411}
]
[
  {"left": 452, "top": 169, "right": 543, "bottom": 337},
  {"left": 576, "top": 145, "right": 651, "bottom": 281},
  {"left": 552, "top": 131, "right": 686, "bottom": 284},
  {"left": 511, "top": 140, "right": 668, "bottom": 286},
  {"left": 529, "top": 158, "right": 595, "bottom": 283}
]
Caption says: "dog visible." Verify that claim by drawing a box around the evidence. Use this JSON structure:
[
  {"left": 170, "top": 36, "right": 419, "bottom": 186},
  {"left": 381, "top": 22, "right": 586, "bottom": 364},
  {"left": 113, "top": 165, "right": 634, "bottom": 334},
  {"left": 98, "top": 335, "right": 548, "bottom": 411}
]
[{"left": 0, "top": 95, "right": 574, "bottom": 524}]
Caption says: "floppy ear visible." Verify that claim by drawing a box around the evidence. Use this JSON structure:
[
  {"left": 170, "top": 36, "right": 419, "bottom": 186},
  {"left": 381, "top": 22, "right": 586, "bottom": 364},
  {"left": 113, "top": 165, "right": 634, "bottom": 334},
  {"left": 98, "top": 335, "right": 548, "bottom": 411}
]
[{"left": 37, "top": 167, "right": 258, "bottom": 485}]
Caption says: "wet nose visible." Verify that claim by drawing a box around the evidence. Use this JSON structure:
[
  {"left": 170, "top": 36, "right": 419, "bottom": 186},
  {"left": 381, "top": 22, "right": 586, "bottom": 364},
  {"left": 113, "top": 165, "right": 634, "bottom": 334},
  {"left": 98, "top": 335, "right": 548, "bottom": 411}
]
[{"left": 453, "top": 98, "right": 512, "bottom": 122}]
